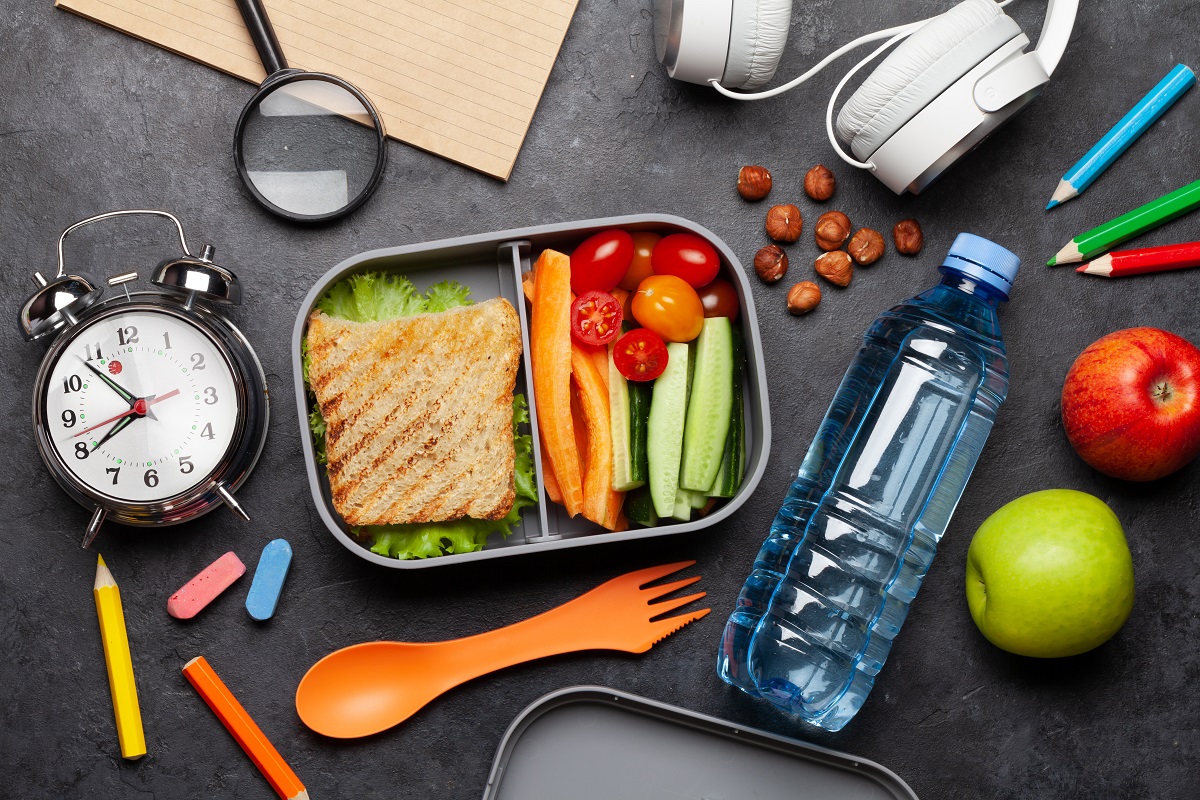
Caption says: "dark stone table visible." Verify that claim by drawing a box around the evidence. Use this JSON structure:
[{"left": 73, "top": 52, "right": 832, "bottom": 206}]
[{"left": 3, "top": 1, "right": 1197, "bottom": 797}]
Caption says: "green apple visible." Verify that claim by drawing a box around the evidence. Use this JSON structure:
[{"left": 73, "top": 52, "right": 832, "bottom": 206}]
[{"left": 965, "top": 489, "right": 1134, "bottom": 658}]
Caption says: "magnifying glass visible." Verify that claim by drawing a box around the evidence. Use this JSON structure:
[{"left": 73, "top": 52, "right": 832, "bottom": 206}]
[{"left": 233, "top": 0, "right": 387, "bottom": 223}]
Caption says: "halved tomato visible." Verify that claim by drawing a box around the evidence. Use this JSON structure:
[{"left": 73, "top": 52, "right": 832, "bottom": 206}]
[
  {"left": 570, "top": 290, "right": 623, "bottom": 346},
  {"left": 613, "top": 328, "right": 670, "bottom": 382}
]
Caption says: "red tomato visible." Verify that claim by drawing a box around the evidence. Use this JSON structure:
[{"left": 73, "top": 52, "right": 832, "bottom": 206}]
[
  {"left": 618, "top": 231, "right": 660, "bottom": 291},
  {"left": 571, "top": 230, "right": 633, "bottom": 294},
  {"left": 632, "top": 275, "right": 704, "bottom": 342},
  {"left": 613, "top": 328, "right": 670, "bottom": 382},
  {"left": 570, "top": 291, "right": 623, "bottom": 346},
  {"left": 697, "top": 278, "right": 740, "bottom": 321},
  {"left": 651, "top": 233, "right": 720, "bottom": 288}
]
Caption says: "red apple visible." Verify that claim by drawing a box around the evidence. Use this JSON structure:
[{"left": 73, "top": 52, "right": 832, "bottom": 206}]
[{"left": 1062, "top": 327, "right": 1200, "bottom": 481}]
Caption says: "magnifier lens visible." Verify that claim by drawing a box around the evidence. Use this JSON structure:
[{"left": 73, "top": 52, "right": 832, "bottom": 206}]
[{"left": 238, "top": 78, "right": 383, "bottom": 219}]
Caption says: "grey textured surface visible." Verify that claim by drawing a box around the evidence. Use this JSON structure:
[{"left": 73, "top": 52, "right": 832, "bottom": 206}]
[{"left": 2, "top": 1, "right": 1199, "bottom": 798}]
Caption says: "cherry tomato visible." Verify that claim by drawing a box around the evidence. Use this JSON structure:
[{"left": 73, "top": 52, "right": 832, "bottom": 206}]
[
  {"left": 632, "top": 275, "right": 704, "bottom": 342},
  {"left": 651, "top": 232, "right": 720, "bottom": 288},
  {"left": 618, "top": 231, "right": 660, "bottom": 291},
  {"left": 571, "top": 230, "right": 633, "bottom": 294},
  {"left": 570, "top": 291, "right": 623, "bottom": 346},
  {"left": 697, "top": 278, "right": 740, "bottom": 321},
  {"left": 613, "top": 328, "right": 670, "bottom": 382}
]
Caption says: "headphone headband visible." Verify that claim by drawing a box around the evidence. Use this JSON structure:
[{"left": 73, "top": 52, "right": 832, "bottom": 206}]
[{"left": 1031, "top": 0, "right": 1078, "bottom": 75}]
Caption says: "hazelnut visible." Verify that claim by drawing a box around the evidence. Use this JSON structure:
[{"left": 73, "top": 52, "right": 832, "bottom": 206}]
[
  {"left": 737, "top": 166, "right": 773, "bottom": 201},
  {"left": 803, "top": 164, "right": 836, "bottom": 201},
  {"left": 893, "top": 218, "right": 924, "bottom": 256},
  {"left": 847, "top": 228, "right": 886, "bottom": 265},
  {"left": 814, "top": 211, "right": 851, "bottom": 251},
  {"left": 814, "top": 251, "right": 853, "bottom": 287},
  {"left": 765, "top": 204, "right": 803, "bottom": 243},
  {"left": 754, "top": 245, "right": 789, "bottom": 283},
  {"left": 787, "top": 281, "right": 822, "bottom": 315}
]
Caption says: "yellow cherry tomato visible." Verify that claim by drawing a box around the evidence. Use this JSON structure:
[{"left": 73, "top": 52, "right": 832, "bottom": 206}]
[
  {"left": 632, "top": 274, "right": 704, "bottom": 342},
  {"left": 618, "top": 232, "right": 661, "bottom": 291}
]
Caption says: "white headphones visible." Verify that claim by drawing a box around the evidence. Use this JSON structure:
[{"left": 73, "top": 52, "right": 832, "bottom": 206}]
[{"left": 654, "top": 0, "right": 1079, "bottom": 194}]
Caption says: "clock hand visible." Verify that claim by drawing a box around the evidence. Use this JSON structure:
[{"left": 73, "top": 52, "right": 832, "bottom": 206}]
[
  {"left": 78, "top": 358, "right": 137, "bottom": 407},
  {"left": 72, "top": 389, "right": 183, "bottom": 439},
  {"left": 90, "top": 414, "right": 137, "bottom": 453}
]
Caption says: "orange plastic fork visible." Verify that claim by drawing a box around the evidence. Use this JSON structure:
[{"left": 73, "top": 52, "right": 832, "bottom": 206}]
[{"left": 295, "top": 561, "right": 709, "bottom": 738}]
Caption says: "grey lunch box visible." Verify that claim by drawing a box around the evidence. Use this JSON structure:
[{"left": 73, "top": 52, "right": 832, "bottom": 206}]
[{"left": 291, "top": 215, "right": 771, "bottom": 568}]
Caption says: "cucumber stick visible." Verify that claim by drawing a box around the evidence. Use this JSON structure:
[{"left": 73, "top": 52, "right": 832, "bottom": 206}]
[
  {"left": 624, "top": 486, "right": 658, "bottom": 528},
  {"left": 607, "top": 345, "right": 644, "bottom": 492},
  {"left": 628, "top": 382, "right": 651, "bottom": 483},
  {"left": 648, "top": 342, "right": 691, "bottom": 518},
  {"left": 680, "top": 318, "right": 735, "bottom": 492},
  {"left": 672, "top": 489, "right": 693, "bottom": 521},
  {"left": 711, "top": 328, "right": 745, "bottom": 498}
]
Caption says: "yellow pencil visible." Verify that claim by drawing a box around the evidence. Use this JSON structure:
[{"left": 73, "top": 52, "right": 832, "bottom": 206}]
[{"left": 94, "top": 555, "right": 146, "bottom": 760}]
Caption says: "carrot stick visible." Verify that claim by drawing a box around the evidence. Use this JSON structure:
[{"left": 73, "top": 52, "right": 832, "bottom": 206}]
[
  {"left": 571, "top": 344, "right": 624, "bottom": 529},
  {"left": 538, "top": 436, "right": 563, "bottom": 505},
  {"left": 531, "top": 250, "right": 583, "bottom": 517}
]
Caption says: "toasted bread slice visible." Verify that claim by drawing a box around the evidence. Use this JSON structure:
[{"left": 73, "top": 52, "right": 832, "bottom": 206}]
[{"left": 306, "top": 297, "right": 521, "bottom": 526}]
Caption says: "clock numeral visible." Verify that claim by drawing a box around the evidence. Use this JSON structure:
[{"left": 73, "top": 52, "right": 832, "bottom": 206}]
[
  {"left": 63, "top": 375, "right": 82, "bottom": 393},
  {"left": 117, "top": 325, "right": 139, "bottom": 346},
  {"left": 84, "top": 342, "right": 103, "bottom": 361},
  {"left": 144, "top": 469, "right": 159, "bottom": 488},
  {"left": 106, "top": 467, "right": 120, "bottom": 485},
  {"left": 203, "top": 387, "right": 218, "bottom": 405},
  {"left": 162, "top": 331, "right": 173, "bottom": 351},
  {"left": 190, "top": 353, "right": 206, "bottom": 371},
  {"left": 61, "top": 410, "right": 77, "bottom": 428},
  {"left": 179, "top": 456, "right": 194, "bottom": 475},
  {"left": 200, "top": 423, "right": 216, "bottom": 441},
  {"left": 74, "top": 442, "right": 89, "bottom": 459}
]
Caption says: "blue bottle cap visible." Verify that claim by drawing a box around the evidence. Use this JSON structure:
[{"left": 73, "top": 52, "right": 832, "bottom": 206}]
[{"left": 941, "top": 233, "right": 1020, "bottom": 297}]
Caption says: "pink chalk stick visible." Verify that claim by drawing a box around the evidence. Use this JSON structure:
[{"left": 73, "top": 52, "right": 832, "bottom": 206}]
[{"left": 167, "top": 552, "right": 246, "bottom": 620}]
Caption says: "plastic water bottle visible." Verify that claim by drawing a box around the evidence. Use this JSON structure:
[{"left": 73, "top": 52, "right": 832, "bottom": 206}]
[{"left": 717, "top": 233, "right": 1018, "bottom": 731}]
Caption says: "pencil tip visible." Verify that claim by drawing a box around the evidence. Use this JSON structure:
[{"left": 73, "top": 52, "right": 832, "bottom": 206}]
[
  {"left": 1075, "top": 264, "right": 1087, "bottom": 273},
  {"left": 97, "top": 553, "right": 106, "bottom": 568},
  {"left": 1047, "top": 256, "right": 1057, "bottom": 267},
  {"left": 1045, "top": 199, "right": 1059, "bottom": 211}
]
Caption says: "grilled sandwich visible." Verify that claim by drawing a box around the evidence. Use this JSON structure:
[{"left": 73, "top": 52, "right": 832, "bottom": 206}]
[{"left": 306, "top": 297, "right": 522, "bottom": 526}]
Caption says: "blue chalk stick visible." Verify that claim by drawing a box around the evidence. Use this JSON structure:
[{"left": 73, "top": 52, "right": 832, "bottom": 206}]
[{"left": 245, "top": 539, "right": 292, "bottom": 621}]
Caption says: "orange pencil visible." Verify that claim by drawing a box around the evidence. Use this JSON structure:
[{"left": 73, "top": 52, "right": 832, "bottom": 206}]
[{"left": 182, "top": 657, "right": 310, "bottom": 800}]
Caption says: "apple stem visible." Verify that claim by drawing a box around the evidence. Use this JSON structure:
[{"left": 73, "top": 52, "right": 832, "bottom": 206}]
[{"left": 1152, "top": 380, "right": 1174, "bottom": 403}]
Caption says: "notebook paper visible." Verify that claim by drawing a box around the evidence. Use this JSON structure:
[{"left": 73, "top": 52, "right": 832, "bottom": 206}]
[{"left": 54, "top": 0, "right": 580, "bottom": 180}]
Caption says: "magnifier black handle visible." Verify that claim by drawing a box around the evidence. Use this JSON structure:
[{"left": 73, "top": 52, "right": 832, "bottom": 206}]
[{"left": 235, "top": 0, "right": 289, "bottom": 76}]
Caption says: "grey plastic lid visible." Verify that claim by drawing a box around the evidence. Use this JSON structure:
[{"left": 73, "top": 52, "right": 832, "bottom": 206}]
[
  {"left": 941, "top": 232, "right": 1020, "bottom": 296},
  {"left": 484, "top": 687, "right": 918, "bottom": 800}
]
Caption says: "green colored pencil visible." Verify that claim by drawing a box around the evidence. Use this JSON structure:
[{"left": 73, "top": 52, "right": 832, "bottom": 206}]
[{"left": 1048, "top": 178, "right": 1200, "bottom": 265}]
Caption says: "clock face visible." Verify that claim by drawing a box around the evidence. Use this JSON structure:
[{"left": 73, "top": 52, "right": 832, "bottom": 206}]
[{"left": 41, "top": 308, "right": 242, "bottom": 503}]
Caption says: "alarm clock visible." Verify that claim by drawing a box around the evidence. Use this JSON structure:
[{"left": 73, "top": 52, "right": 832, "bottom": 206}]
[{"left": 19, "top": 210, "right": 270, "bottom": 548}]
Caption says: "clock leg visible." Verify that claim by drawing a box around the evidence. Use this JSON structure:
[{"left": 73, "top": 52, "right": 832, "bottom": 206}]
[
  {"left": 215, "top": 483, "right": 250, "bottom": 523},
  {"left": 82, "top": 506, "right": 107, "bottom": 549}
]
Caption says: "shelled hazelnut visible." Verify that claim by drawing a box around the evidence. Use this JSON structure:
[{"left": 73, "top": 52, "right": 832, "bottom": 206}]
[
  {"left": 814, "top": 251, "right": 853, "bottom": 287},
  {"left": 787, "top": 281, "right": 822, "bottom": 315},
  {"left": 814, "top": 211, "right": 851, "bottom": 251},
  {"left": 737, "top": 166, "right": 773, "bottom": 201},
  {"left": 754, "top": 245, "right": 789, "bottom": 283},
  {"left": 893, "top": 219, "right": 924, "bottom": 255},
  {"left": 803, "top": 165, "right": 836, "bottom": 201},
  {"left": 765, "top": 204, "right": 803, "bottom": 243},
  {"left": 847, "top": 228, "right": 885, "bottom": 265}
]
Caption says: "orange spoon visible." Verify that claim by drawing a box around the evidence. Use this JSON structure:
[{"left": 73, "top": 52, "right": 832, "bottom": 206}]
[{"left": 295, "top": 561, "right": 708, "bottom": 738}]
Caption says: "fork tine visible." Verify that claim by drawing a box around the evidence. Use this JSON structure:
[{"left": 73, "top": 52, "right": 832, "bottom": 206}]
[
  {"left": 643, "top": 575, "right": 702, "bottom": 599},
  {"left": 648, "top": 591, "right": 707, "bottom": 618},
  {"left": 646, "top": 608, "right": 711, "bottom": 648},
  {"left": 622, "top": 560, "right": 698, "bottom": 589}
]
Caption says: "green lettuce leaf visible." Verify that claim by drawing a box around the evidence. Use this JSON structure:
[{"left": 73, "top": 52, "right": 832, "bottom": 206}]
[{"left": 305, "top": 273, "right": 534, "bottom": 559}]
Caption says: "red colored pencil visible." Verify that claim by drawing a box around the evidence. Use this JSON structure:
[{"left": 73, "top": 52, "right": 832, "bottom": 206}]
[{"left": 1076, "top": 241, "right": 1200, "bottom": 277}]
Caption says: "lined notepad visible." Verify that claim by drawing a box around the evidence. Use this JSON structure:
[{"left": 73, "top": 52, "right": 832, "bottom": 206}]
[{"left": 54, "top": 0, "right": 580, "bottom": 179}]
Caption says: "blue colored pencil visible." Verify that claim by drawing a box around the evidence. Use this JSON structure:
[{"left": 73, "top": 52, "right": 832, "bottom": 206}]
[{"left": 1047, "top": 64, "right": 1196, "bottom": 210}]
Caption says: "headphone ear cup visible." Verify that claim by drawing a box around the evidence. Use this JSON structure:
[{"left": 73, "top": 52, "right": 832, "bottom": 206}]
[
  {"left": 835, "top": 0, "right": 1022, "bottom": 161},
  {"left": 722, "top": 0, "right": 792, "bottom": 90}
]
